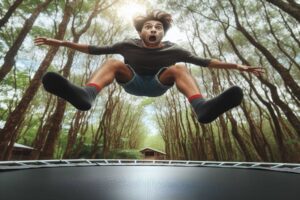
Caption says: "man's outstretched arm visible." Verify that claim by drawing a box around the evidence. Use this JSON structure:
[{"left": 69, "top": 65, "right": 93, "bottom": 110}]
[
  {"left": 208, "top": 59, "right": 265, "bottom": 77},
  {"left": 34, "top": 37, "right": 89, "bottom": 53}
]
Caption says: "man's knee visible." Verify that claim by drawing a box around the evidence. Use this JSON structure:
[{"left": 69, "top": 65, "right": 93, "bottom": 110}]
[
  {"left": 102, "top": 59, "right": 133, "bottom": 81},
  {"left": 158, "top": 64, "right": 188, "bottom": 85},
  {"left": 102, "top": 58, "right": 131, "bottom": 75},
  {"left": 169, "top": 64, "right": 189, "bottom": 76},
  {"left": 102, "top": 58, "right": 125, "bottom": 68}
]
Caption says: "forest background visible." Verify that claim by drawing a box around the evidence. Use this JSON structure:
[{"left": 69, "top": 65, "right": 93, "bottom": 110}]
[{"left": 0, "top": 0, "right": 299, "bottom": 162}]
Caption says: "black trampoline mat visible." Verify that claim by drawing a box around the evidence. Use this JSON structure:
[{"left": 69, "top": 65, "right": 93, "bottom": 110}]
[{"left": 0, "top": 166, "right": 299, "bottom": 200}]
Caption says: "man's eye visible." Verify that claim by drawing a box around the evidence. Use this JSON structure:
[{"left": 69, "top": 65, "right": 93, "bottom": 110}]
[{"left": 156, "top": 26, "right": 162, "bottom": 30}]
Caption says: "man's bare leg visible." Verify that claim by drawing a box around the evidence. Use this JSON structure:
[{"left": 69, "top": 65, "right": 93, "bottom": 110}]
[
  {"left": 42, "top": 59, "right": 133, "bottom": 111},
  {"left": 158, "top": 64, "right": 200, "bottom": 97},
  {"left": 87, "top": 58, "right": 133, "bottom": 90},
  {"left": 158, "top": 64, "right": 243, "bottom": 123}
]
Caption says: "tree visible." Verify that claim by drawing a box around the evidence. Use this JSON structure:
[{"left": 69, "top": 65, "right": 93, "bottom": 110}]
[
  {"left": 39, "top": 0, "right": 112, "bottom": 160},
  {"left": 0, "top": 0, "right": 24, "bottom": 29},
  {"left": 265, "top": 0, "right": 300, "bottom": 23},
  {"left": 161, "top": 0, "right": 300, "bottom": 162},
  {"left": 0, "top": 0, "right": 74, "bottom": 160},
  {"left": 0, "top": 0, "right": 53, "bottom": 82}
]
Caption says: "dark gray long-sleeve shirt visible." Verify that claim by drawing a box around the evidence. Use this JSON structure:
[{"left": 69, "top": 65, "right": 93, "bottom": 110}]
[{"left": 88, "top": 38, "right": 211, "bottom": 76}]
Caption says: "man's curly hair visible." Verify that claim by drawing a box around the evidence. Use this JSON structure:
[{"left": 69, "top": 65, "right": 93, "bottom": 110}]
[{"left": 133, "top": 10, "right": 173, "bottom": 33}]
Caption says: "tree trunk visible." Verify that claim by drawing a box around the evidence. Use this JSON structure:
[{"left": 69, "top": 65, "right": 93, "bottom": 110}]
[
  {"left": 0, "top": 1, "right": 73, "bottom": 160},
  {"left": 240, "top": 102, "right": 273, "bottom": 161},
  {"left": 39, "top": 100, "right": 66, "bottom": 159},
  {"left": 265, "top": 0, "right": 300, "bottom": 23},
  {"left": 222, "top": 20, "right": 300, "bottom": 134},
  {"left": 0, "top": 0, "right": 24, "bottom": 28},
  {"left": 226, "top": 113, "right": 252, "bottom": 161},
  {"left": 38, "top": 0, "right": 106, "bottom": 159},
  {"left": 278, "top": 10, "right": 300, "bottom": 48},
  {"left": 222, "top": 26, "right": 290, "bottom": 161},
  {"left": 38, "top": 46, "right": 76, "bottom": 159},
  {"left": 0, "top": 0, "right": 53, "bottom": 82},
  {"left": 229, "top": 0, "right": 300, "bottom": 102},
  {"left": 63, "top": 111, "right": 84, "bottom": 159}
]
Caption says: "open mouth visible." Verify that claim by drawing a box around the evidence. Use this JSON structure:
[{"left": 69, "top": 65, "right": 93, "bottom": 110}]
[{"left": 149, "top": 35, "right": 157, "bottom": 42}]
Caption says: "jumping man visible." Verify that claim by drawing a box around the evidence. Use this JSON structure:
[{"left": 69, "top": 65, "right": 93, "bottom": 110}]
[{"left": 34, "top": 10, "right": 264, "bottom": 123}]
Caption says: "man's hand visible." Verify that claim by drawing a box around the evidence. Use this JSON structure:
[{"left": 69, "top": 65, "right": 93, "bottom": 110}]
[
  {"left": 237, "top": 64, "right": 265, "bottom": 77},
  {"left": 34, "top": 37, "right": 63, "bottom": 47},
  {"left": 208, "top": 59, "right": 265, "bottom": 76}
]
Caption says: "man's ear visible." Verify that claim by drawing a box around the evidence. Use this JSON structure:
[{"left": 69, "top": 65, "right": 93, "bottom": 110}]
[{"left": 138, "top": 31, "right": 142, "bottom": 37}]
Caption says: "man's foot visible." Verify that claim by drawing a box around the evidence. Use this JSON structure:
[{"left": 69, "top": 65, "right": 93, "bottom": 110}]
[
  {"left": 191, "top": 86, "right": 243, "bottom": 123},
  {"left": 42, "top": 72, "right": 97, "bottom": 111}
]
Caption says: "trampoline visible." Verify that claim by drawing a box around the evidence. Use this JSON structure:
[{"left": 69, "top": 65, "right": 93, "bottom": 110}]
[{"left": 0, "top": 159, "right": 300, "bottom": 200}]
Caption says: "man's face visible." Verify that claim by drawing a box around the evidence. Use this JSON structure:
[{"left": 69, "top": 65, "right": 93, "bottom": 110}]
[{"left": 139, "top": 20, "right": 164, "bottom": 47}]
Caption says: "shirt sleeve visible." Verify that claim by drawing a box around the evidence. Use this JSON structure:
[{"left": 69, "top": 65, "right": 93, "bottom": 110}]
[
  {"left": 88, "top": 42, "right": 123, "bottom": 55},
  {"left": 180, "top": 48, "right": 211, "bottom": 67}
]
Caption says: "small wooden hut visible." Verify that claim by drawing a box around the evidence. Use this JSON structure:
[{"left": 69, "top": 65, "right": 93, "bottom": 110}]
[
  {"left": 139, "top": 147, "right": 166, "bottom": 160},
  {"left": 11, "top": 143, "right": 36, "bottom": 160}
]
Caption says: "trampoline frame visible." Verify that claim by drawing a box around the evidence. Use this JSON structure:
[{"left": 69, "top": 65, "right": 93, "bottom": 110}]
[{"left": 1, "top": 159, "right": 300, "bottom": 173}]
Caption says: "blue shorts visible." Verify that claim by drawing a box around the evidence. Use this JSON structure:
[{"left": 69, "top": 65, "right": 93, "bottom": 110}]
[{"left": 117, "top": 65, "right": 173, "bottom": 97}]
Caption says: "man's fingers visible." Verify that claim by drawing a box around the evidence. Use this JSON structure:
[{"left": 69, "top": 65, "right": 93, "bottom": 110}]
[
  {"left": 34, "top": 38, "right": 46, "bottom": 42},
  {"left": 34, "top": 40, "right": 45, "bottom": 45},
  {"left": 239, "top": 65, "right": 265, "bottom": 76},
  {"left": 249, "top": 66, "right": 265, "bottom": 74},
  {"left": 34, "top": 37, "right": 47, "bottom": 46}
]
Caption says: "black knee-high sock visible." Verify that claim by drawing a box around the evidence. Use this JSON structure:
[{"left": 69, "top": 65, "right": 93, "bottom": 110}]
[
  {"left": 190, "top": 86, "right": 243, "bottom": 123},
  {"left": 42, "top": 72, "right": 99, "bottom": 111}
]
